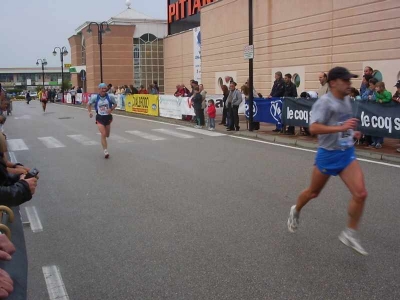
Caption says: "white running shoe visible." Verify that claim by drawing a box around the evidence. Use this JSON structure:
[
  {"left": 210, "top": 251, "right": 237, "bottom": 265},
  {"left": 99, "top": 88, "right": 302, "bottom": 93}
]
[
  {"left": 287, "top": 205, "right": 299, "bottom": 233},
  {"left": 104, "top": 149, "right": 109, "bottom": 159},
  {"left": 194, "top": 125, "right": 200, "bottom": 129},
  {"left": 339, "top": 230, "right": 368, "bottom": 256}
]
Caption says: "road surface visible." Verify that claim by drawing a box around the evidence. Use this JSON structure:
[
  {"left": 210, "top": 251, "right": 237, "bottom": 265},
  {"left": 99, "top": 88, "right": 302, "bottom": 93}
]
[{"left": 5, "top": 101, "right": 400, "bottom": 299}]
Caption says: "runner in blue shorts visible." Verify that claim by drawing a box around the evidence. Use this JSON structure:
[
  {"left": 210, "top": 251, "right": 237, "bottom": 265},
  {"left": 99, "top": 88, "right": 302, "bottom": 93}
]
[
  {"left": 87, "top": 83, "right": 117, "bottom": 159},
  {"left": 287, "top": 67, "right": 369, "bottom": 255}
]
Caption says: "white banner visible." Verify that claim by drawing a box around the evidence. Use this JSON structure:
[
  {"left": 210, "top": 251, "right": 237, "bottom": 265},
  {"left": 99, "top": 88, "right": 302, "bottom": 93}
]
[
  {"left": 76, "top": 93, "right": 82, "bottom": 104},
  {"left": 193, "top": 27, "right": 201, "bottom": 83},
  {"left": 180, "top": 96, "right": 196, "bottom": 116},
  {"left": 66, "top": 93, "right": 72, "bottom": 104},
  {"left": 115, "top": 94, "right": 126, "bottom": 110},
  {"left": 159, "top": 95, "right": 183, "bottom": 119}
]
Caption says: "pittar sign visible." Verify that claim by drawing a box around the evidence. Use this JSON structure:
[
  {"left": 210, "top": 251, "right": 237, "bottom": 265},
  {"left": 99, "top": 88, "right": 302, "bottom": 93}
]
[{"left": 168, "top": 0, "right": 215, "bottom": 23}]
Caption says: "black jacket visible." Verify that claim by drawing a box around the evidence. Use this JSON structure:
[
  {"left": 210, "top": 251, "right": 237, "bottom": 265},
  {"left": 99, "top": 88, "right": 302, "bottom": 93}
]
[
  {"left": 270, "top": 79, "right": 285, "bottom": 97},
  {"left": 284, "top": 82, "right": 298, "bottom": 97},
  {"left": 0, "top": 155, "right": 32, "bottom": 207},
  {"left": 192, "top": 93, "right": 203, "bottom": 110}
]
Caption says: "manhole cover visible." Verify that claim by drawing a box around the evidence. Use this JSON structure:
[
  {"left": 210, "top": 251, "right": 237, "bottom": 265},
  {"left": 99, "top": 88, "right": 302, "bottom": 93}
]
[{"left": 58, "top": 117, "right": 73, "bottom": 119}]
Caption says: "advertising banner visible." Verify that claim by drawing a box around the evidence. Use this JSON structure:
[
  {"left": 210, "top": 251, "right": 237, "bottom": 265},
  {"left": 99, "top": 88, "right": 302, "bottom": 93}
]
[
  {"left": 193, "top": 27, "right": 201, "bottom": 83},
  {"left": 282, "top": 97, "right": 315, "bottom": 127},
  {"left": 180, "top": 96, "right": 196, "bottom": 116},
  {"left": 125, "top": 94, "right": 159, "bottom": 116},
  {"left": 116, "top": 94, "right": 126, "bottom": 110},
  {"left": 206, "top": 94, "right": 246, "bottom": 115},
  {"left": 282, "top": 97, "right": 400, "bottom": 138},
  {"left": 159, "top": 95, "right": 183, "bottom": 119},
  {"left": 76, "top": 93, "right": 83, "bottom": 104},
  {"left": 66, "top": 93, "right": 72, "bottom": 104},
  {"left": 245, "top": 98, "right": 283, "bottom": 124},
  {"left": 82, "top": 93, "right": 92, "bottom": 104}
]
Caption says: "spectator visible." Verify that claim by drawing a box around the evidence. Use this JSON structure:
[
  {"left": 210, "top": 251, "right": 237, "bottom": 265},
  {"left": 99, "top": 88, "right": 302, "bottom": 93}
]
[
  {"left": 375, "top": 81, "right": 392, "bottom": 103},
  {"left": 245, "top": 78, "right": 260, "bottom": 98},
  {"left": 149, "top": 84, "right": 158, "bottom": 95},
  {"left": 369, "top": 82, "right": 392, "bottom": 149},
  {"left": 26, "top": 91, "right": 31, "bottom": 105},
  {"left": 107, "top": 83, "right": 113, "bottom": 93},
  {"left": 70, "top": 87, "right": 76, "bottom": 105},
  {"left": 199, "top": 84, "right": 207, "bottom": 110},
  {"left": 227, "top": 81, "right": 242, "bottom": 131},
  {"left": 349, "top": 87, "right": 360, "bottom": 99},
  {"left": 392, "top": 80, "right": 400, "bottom": 103},
  {"left": 220, "top": 85, "right": 229, "bottom": 126},
  {"left": 360, "top": 66, "right": 373, "bottom": 95},
  {"left": 361, "top": 78, "right": 377, "bottom": 101},
  {"left": 283, "top": 74, "right": 298, "bottom": 135},
  {"left": 192, "top": 86, "right": 203, "bottom": 129},
  {"left": 153, "top": 81, "right": 160, "bottom": 94},
  {"left": 317, "top": 72, "right": 329, "bottom": 97},
  {"left": 241, "top": 85, "right": 250, "bottom": 99},
  {"left": 132, "top": 87, "right": 139, "bottom": 94},
  {"left": 124, "top": 85, "right": 131, "bottom": 95},
  {"left": 174, "top": 85, "right": 182, "bottom": 97},
  {"left": 138, "top": 85, "right": 148, "bottom": 94},
  {"left": 207, "top": 99, "right": 216, "bottom": 131},
  {"left": 269, "top": 71, "right": 285, "bottom": 132},
  {"left": 129, "top": 85, "right": 135, "bottom": 94},
  {"left": 77, "top": 86, "right": 83, "bottom": 93}
]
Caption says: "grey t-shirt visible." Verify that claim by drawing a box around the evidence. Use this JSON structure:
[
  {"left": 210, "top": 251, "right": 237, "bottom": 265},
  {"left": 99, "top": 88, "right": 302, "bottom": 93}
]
[
  {"left": 89, "top": 94, "right": 117, "bottom": 116},
  {"left": 310, "top": 92, "right": 354, "bottom": 150}
]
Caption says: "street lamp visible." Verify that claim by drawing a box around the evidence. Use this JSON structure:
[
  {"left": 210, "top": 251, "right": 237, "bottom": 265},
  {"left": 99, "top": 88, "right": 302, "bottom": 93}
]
[
  {"left": 36, "top": 59, "right": 48, "bottom": 89},
  {"left": 53, "top": 46, "right": 68, "bottom": 102},
  {"left": 248, "top": 0, "right": 254, "bottom": 131},
  {"left": 87, "top": 22, "right": 111, "bottom": 83}
]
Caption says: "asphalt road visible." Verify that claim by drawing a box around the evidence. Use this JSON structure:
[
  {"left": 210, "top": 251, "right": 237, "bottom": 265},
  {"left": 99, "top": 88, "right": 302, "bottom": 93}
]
[{"left": 5, "top": 101, "right": 400, "bottom": 300}]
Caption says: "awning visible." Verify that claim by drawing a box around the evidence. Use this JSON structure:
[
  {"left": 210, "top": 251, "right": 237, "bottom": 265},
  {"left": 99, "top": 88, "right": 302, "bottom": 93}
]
[{"left": 69, "top": 66, "right": 86, "bottom": 74}]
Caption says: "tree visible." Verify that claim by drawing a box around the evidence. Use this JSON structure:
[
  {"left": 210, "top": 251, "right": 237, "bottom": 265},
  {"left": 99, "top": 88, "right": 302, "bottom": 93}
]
[{"left": 61, "top": 81, "right": 72, "bottom": 92}]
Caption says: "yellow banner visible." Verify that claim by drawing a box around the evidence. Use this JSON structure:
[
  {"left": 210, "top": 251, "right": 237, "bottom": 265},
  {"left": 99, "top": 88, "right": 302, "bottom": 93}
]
[{"left": 125, "top": 95, "right": 159, "bottom": 116}]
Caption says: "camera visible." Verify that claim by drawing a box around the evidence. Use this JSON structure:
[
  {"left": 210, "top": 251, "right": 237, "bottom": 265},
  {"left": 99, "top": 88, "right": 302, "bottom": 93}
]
[{"left": 25, "top": 168, "right": 39, "bottom": 179}]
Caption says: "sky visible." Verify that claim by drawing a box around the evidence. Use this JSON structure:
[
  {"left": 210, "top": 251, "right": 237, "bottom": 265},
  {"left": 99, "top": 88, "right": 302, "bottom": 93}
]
[{"left": 0, "top": 0, "right": 166, "bottom": 68}]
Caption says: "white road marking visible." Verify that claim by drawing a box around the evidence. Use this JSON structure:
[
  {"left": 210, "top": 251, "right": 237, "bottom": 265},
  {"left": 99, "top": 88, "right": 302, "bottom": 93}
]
[
  {"left": 67, "top": 134, "right": 99, "bottom": 145},
  {"left": 25, "top": 206, "right": 43, "bottom": 233},
  {"left": 152, "top": 128, "right": 194, "bottom": 139},
  {"left": 7, "top": 139, "right": 29, "bottom": 151},
  {"left": 126, "top": 130, "right": 166, "bottom": 141},
  {"left": 177, "top": 126, "right": 226, "bottom": 137},
  {"left": 230, "top": 135, "right": 400, "bottom": 169},
  {"left": 96, "top": 133, "right": 132, "bottom": 143},
  {"left": 38, "top": 137, "right": 66, "bottom": 148},
  {"left": 14, "top": 115, "right": 31, "bottom": 120},
  {"left": 8, "top": 152, "right": 17, "bottom": 164},
  {"left": 42, "top": 265, "right": 70, "bottom": 300}
]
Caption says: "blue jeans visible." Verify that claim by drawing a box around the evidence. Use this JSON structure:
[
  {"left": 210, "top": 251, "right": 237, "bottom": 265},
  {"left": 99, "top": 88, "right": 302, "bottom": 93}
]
[
  {"left": 209, "top": 118, "right": 215, "bottom": 129},
  {"left": 372, "top": 136, "right": 384, "bottom": 144}
]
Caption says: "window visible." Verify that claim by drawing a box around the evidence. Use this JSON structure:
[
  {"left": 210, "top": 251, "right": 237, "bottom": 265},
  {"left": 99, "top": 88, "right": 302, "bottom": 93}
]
[
  {"left": 0, "top": 74, "right": 13, "bottom": 82},
  {"left": 81, "top": 37, "right": 86, "bottom": 65},
  {"left": 133, "top": 34, "right": 164, "bottom": 93}
]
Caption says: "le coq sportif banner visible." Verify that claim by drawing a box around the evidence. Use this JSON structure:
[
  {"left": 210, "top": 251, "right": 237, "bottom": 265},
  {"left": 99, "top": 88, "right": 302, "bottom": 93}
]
[{"left": 282, "top": 97, "right": 400, "bottom": 139}]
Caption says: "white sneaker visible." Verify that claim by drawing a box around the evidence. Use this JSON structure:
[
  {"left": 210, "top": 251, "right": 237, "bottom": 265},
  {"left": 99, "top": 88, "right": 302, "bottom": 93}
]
[
  {"left": 339, "top": 230, "right": 368, "bottom": 256},
  {"left": 287, "top": 205, "right": 299, "bottom": 233},
  {"left": 104, "top": 149, "right": 109, "bottom": 159},
  {"left": 194, "top": 125, "right": 200, "bottom": 129}
]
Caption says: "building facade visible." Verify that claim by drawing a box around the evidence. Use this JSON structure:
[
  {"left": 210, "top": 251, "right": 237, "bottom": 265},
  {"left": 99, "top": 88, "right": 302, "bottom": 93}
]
[
  {"left": 164, "top": 0, "right": 400, "bottom": 96},
  {"left": 68, "top": 4, "right": 167, "bottom": 93},
  {"left": 0, "top": 67, "right": 70, "bottom": 89}
]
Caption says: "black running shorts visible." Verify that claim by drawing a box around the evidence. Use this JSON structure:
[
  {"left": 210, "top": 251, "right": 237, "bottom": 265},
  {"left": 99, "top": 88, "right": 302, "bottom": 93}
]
[{"left": 96, "top": 114, "right": 113, "bottom": 126}]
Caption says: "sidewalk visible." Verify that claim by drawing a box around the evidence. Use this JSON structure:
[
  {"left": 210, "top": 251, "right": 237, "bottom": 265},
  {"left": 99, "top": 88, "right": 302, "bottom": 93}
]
[
  {"left": 60, "top": 103, "right": 400, "bottom": 164},
  {"left": 220, "top": 116, "right": 400, "bottom": 164}
]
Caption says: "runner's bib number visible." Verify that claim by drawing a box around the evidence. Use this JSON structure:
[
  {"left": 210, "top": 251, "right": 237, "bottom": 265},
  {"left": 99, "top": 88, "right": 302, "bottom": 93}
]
[
  {"left": 98, "top": 104, "right": 109, "bottom": 116},
  {"left": 338, "top": 123, "right": 354, "bottom": 149}
]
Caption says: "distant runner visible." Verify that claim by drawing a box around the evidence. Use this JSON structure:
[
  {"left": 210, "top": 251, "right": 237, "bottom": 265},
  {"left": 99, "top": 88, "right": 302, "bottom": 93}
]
[
  {"left": 87, "top": 83, "right": 117, "bottom": 159},
  {"left": 287, "top": 67, "right": 369, "bottom": 255}
]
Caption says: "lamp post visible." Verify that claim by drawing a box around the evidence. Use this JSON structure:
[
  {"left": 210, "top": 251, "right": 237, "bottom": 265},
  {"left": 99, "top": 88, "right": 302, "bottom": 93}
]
[
  {"left": 248, "top": 0, "right": 254, "bottom": 131},
  {"left": 87, "top": 22, "right": 111, "bottom": 83},
  {"left": 52, "top": 46, "right": 68, "bottom": 102},
  {"left": 36, "top": 59, "right": 48, "bottom": 89}
]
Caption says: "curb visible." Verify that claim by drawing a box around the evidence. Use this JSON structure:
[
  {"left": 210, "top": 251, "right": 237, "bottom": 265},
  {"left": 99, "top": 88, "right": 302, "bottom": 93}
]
[{"left": 58, "top": 103, "right": 400, "bottom": 165}]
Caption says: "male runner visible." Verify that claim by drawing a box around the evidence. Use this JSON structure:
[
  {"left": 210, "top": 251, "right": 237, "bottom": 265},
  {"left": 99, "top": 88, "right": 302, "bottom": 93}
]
[
  {"left": 287, "top": 67, "right": 368, "bottom": 255},
  {"left": 87, "top": 83, "right": 117, "bottom": 159}
]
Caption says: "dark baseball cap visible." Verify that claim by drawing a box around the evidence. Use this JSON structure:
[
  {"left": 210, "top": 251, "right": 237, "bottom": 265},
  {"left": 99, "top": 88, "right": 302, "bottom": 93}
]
[
  {"left": 394, "top": 80, "right": 400, "bottom": 88},
  {"left": 327, "top": 67, "right": 358, "bottom": 82}
]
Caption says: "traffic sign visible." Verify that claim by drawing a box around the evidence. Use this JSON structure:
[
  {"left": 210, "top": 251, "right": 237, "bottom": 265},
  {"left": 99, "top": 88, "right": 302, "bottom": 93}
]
[{"left": 244, "top": 45, "right": 254, "bottom": 60}]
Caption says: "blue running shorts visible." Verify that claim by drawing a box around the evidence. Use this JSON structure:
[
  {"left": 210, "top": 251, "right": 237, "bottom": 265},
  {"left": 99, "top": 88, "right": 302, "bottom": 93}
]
[{"left": 315, "top": 147, "right": 356, "bottom": 176}]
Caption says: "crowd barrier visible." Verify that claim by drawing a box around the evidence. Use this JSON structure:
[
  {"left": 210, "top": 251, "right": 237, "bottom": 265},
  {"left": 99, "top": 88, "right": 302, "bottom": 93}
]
[{"left": 67, "top": 93, "right": 400, "bottom": 138}]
